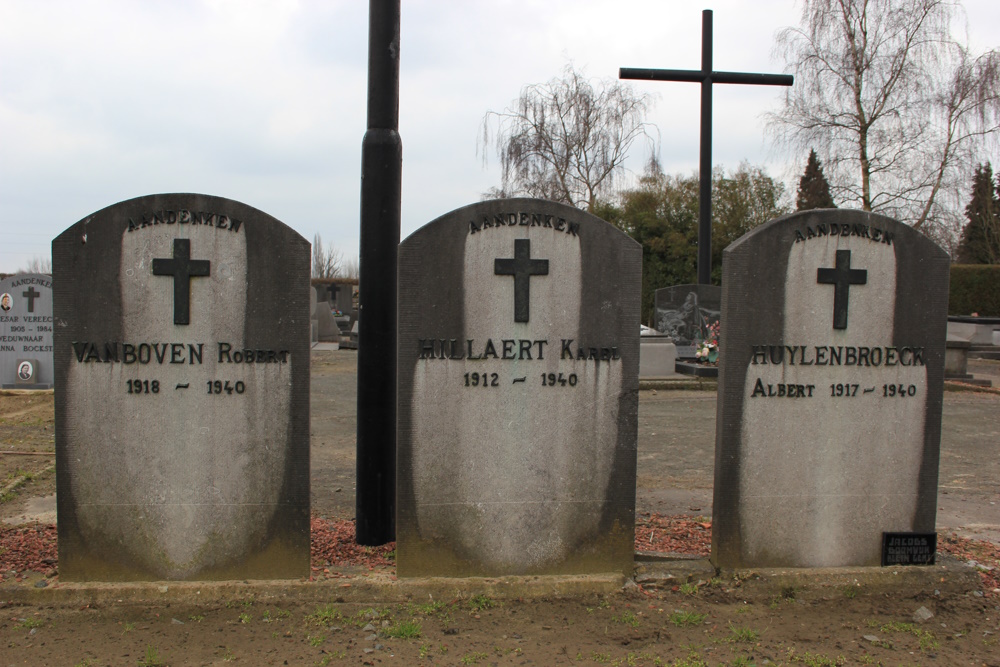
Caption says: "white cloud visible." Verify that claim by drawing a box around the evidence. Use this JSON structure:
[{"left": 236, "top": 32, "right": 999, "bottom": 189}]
[{"left": 1, "top": 0, "right": 996, "bottom": 271}]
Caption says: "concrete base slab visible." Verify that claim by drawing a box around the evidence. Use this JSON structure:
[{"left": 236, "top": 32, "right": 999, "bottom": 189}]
[
  {"left": 0, "top": 572, "right": 627, "bottom": 607},
  {"left": 718, "top": 553, "right": 982, "bottom": 598}
]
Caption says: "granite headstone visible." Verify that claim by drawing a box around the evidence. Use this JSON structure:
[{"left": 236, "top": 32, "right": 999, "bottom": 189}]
[
  {"left": 654, "top": 284, "right": 721, "bottom": 358},
  {"left": 712, "top": 210, "right": 949, "bottom": 568},
  {"left": 397, "top": 199, "right": 641, "bottom": 577},
  {"left": 0, "top": 273, "right": 53, "bottom": 389},
  {"left": 53, "top": 194, "right": 311, "bottom": 581}
]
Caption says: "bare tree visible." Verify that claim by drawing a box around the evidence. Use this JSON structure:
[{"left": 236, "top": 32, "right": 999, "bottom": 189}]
[
  {"left": 768, "top": 0, "right": 1000, "bottom": 244},
  {"left": 480, "top": 64, "right": 657, "bottom": 211},
  {"left": 341, "top": 256, "right": 360, "bottom": 280},
  {"left": 311, "top": 233, "right": 342, "bottom": 279},
  {"left": 20, "top": 256, "right": 52, "bottom": 274}
]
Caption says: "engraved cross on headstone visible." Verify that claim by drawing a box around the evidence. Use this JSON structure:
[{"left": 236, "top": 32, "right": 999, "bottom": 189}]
[
  {"left": 152, "top": 238, "right": 211, "bottom": 325},
  {"left": 817, "top": 249, "right": 867, "bottom": 330},
  {"left": 22, "top": 286, "right": 40, "bottom": 313},
  {"left": 494, "top": 239, "right": 548, "bottom": 323}
]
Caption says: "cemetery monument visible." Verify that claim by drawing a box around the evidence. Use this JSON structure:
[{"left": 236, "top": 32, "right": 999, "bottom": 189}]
[
  {"left": 53, "top": 194, "right": 311, "bottom": 581},
  {"left": 654, "top": 284, "right": 721, "bottom": 358},
  {"left": 396, "top": 199, "right": 641, "bottom": 577},
  {"left": 0, "top": 273, "right": 53, "bottom": 389},
  {"left": 712, "top": 209, "right": 949, "bottom": 568}
]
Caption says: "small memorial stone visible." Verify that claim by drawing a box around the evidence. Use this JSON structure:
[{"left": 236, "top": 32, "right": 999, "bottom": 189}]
[
  {"left": 53, "top": 194, "right": 310, "bottom": 581},
  {"left": 397, "top": 199, "right": 641, "bottom": 577},
  {"left": 0, "top": 273, "right": 54, "bottom": 389},
  {"left": 712, "top": 209, "right": 949, "bottom": 568},
  {"left": 654, "top": 284, "right": 721, "bottom": 358}
]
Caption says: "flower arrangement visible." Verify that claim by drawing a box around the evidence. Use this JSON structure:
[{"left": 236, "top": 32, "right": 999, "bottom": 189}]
[{"left": 694, "top": 320, "right": 720, "bottom": 364}]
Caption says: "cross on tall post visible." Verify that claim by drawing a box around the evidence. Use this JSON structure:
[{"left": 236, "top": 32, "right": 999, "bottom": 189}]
[
  {"left": 495, "top": 239, "right": 549, "bottom": 323},
  {"left": 817, "top": 249, "right": 867, "bottom": 330},
  {"left": 152, "top": 238, "right": 211, "bottom": 325},
  {"left": 22, "top": 286, "right": 40, "bottom": 313},
  {"left": 620, "top": 9, "right": 793, "bottom": 285}
]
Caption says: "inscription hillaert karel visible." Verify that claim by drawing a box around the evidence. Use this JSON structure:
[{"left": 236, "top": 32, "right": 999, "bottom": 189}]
[
  {"left": 748, "top": 223, "right": 922, "bottom": 401},
  {"left": 70, "top": 211, "right": 288, "bottom": 396},
  {"left": 417, "top": 210, "right": 619, "bottom": 390}
]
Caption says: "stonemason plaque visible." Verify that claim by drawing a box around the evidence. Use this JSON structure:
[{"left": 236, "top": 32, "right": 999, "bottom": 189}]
[
  {"left": 712, "top": 210, "right": 949, "bottom": 568},
  {"left": 653, "top": 284, "right": 721, "bottom": 358},
  {"left": 0, "top": 273, "right": 53, "bottom": 389},
  {"left": 53, "top": 194, "right": 310, "bottom": 581},
  {"left": 397, "top": 199, "right": 641, "bottom": 577}
]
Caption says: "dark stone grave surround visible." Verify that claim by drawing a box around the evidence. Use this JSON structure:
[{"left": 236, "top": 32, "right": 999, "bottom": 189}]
[
  {"left": 0, "top": 273, "right": 54, "bottom": 389},
  {"left": 397, "top": 199, "right": 641, "bottom": 577},
  {"left": 712, "top": 209, "right": 949, "bottom": 568},
  {"left": 653, "top": 284, "right": 721, "bottom": 358},
  {"left": 53, "top": 194, "right": 311, "bottom": 581}
]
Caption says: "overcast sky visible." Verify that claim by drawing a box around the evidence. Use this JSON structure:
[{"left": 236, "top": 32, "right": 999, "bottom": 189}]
[{"left": 2, "top": 0, "right": 998, "bottom": 272}]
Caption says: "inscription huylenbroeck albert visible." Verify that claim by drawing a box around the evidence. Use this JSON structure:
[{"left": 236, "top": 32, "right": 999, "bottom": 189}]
[{"left": 746, "top": 224, "right": 922, "bottom": 401}]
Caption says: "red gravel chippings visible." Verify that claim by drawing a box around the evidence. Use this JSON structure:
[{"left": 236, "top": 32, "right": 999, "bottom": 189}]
[
  {"left": 1, "top": 517, "right": 997, "bottom": 595},
  {"left": 0, "top": 524, "right": 57, "bottom": 582}
]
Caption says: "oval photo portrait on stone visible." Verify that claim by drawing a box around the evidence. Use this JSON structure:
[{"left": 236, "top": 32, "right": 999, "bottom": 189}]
[
  {"left": 0, "top": 293, "right": 11, "bottom": 311},
  {"left": 17, "top": 361, "right": 33, "bottom": 380}
]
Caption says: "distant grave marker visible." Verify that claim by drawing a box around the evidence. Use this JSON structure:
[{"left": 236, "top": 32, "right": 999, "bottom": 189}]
[
  {"left": 53, "top": 194, "right": 310, "bottom": 581},
  {"left": 654, "top": 284, "right": 721, "bottom": 358},
  {"left": 712, "top": 210, "right": 949, "bottom": 568},
  {"left": 397, "top": 199, "right": 641, "bottom": 577},
  {"left": 0, "top": 273, "right": 53, "bottom": 389}
]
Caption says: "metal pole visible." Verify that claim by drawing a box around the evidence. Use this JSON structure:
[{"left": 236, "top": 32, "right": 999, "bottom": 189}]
[
  {"left": 356, "top": 0, "right": 401, "bottom": 545},
  {"left": 698, "top": 9, "right": 713, "bottom": 286}
]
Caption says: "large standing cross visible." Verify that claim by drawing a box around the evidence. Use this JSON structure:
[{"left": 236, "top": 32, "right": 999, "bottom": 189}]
[{"left": 620, "top": 9, "right": 793, "bottom": 285}]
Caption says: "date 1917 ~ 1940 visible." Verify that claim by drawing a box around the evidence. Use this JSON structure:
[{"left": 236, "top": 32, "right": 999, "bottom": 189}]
[{"left": 830, "top": 383, "right": 918, "bottom": 397}]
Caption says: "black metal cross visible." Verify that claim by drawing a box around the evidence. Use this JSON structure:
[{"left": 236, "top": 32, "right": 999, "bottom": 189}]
[
  {"left": 21, "top": 286, "right": 40, "bottom": 313},
  {"left": 620, "top": 9, "right": 793, "bottom": 285},
  {"left": 152, "top": 239, "right": 211, "bottom": 325},
  {"left": 494, "top": 239, "right": 549, "bottom": 323},
  {"left": 817, "top": 250, "right": 867, "bottom": 330}
]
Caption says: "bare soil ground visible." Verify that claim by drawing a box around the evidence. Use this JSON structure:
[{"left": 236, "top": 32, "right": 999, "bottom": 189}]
[
  {"left": 2, "top": 582, "right": 999, "bottom": 667},
  {"left": 0, "top": 352, "right": 998, "bottom": 666}
]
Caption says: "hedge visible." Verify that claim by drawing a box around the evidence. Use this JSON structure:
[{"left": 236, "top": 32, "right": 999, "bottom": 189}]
[{"left": 950, "top": 264, "right": 1000, "bottom": 316}]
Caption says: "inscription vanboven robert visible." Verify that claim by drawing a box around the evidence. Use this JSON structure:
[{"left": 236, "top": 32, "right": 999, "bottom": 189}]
[{"left": 54, "top": 193, "right": 310, "bottom": 581}]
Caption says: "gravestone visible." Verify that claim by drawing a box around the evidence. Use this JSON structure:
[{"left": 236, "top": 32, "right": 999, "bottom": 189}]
[
  {"left": 0, "top": 273, "right": 53, "bottom": 389},
  {"left": 397, "top": 199, "right": 641, "bottom": 577},
  {"left": 654, "top": 284, "right": 721, "bottom": 358},
  {"left": 53, "top": 194, "right": 311, "bottom": 581},
  {"left": 712, "top": 209, "right": 949, "bottom": 568},
  {"left": 315, "top": 303, "right": 340, "bottom": 342}
]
